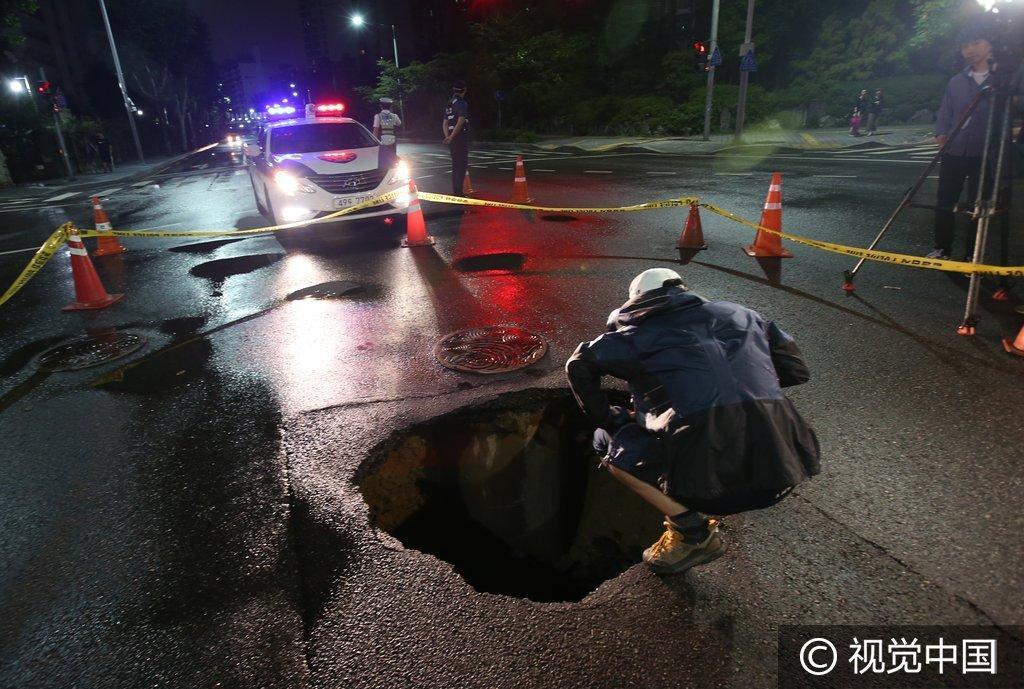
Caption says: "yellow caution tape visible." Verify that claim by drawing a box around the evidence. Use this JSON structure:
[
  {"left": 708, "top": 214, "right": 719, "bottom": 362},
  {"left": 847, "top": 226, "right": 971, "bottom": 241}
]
[
  {"left": 3, "top": 186, "right": 1023, "bottom": 310},
  {"left": 0, "top": 224, "right": 69, "bottom": 308},
  {"left": 700, "top": 202, "right": 1024, "bottom": 277},
  {"left": 418, "top": 191, "right": 699, "bottom": 213},
  {"left": 79, "top": 190, "right": 403, "bottom": 239}
]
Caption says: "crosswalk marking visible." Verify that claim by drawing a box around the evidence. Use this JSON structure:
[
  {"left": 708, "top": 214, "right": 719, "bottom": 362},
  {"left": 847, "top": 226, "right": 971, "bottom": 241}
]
[
  {"left": 43, "top": 191, "right": 77, "bottom": 202},
  {"left": 131, "top": 180, "right": 153, "bottom": 187},
  {"left": 93, "top": 187, "right": 121, "bottom": 197}
]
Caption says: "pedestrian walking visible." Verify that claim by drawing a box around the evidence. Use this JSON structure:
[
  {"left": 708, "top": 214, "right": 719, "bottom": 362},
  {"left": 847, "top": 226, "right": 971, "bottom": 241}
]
[
  {"left": 442, "top": 79, "right": 469, "bottom": 196},
  {"left": 95, "top": 133, "right": 113, "bottom": 173},
  {"left": 373, "top": 97, "right": 401, "bottom": 158},
  {"left": 850, "top": 89, "right": 868, "bottom": 136},
  {"left": 927, "top": 22, "right": 998, "bottom": 260},
  {"left": 566, "top": 268, "right": 820, "bottom": 574},
  {"left": 866, "top": 89, "right": 884, "bottom": 136}
]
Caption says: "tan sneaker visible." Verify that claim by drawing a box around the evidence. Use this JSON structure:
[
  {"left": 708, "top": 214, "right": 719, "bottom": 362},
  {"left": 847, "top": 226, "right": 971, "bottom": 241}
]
[{"left": 642, "top": 519, "right": 725, "bottom": 574}]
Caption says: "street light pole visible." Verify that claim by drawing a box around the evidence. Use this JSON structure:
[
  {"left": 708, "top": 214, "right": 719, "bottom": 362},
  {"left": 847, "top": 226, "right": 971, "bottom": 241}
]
[
  {"left": 391, "top": 23, "right": 406, "bottom": 122},
  {"left": 701, "top": 0, "right": 721, "bottom": 141},
  {"left": 98, "top": 0, "right": 145, "bottom": 163},
  {"left": 734, "top": 0, "right": 756, "bottom": 142},
  {"left": 39, "top": 67, "right": 74, "bottom": 179}
]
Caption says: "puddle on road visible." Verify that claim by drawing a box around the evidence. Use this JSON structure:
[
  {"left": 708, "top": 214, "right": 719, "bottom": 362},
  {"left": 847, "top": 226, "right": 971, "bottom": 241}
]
[
  {"left": 168, "top": 238, "right": 248, "bottom": 254},
  {"left": 358, "top": 390, "right": 661, "bottom": 603},
  {"left": 189, "top": 253, "right": 284, "bottom": 289},
  {"left": 453, "top": 252, "right": 526, "bottom": 274},
  {"left": 286, "top": 281, "right": 365, "bottom": 300}
]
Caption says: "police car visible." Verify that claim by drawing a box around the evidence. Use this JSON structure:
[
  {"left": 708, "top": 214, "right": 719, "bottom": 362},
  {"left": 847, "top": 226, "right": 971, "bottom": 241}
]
[{"left": 244, "top": 102, "right": 411, "bottom": 226}]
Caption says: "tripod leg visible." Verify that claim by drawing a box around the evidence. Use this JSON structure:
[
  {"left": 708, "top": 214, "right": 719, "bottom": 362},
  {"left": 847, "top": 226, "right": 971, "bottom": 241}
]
[{"left": 958, "top": 92, "right": 1013, "bottom": 335}]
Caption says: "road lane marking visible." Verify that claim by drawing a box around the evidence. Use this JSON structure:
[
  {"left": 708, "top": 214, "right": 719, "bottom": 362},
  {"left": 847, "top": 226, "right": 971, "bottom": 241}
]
[
  {"left": 0, "top": 246, "right": 43, "bottom": 256},
  {"left": 43, "top": 191, "right": 77, "bottom": 202},
  {"left": 93, "top": 187, "right": 121, "bottom": 197},
  {"left": 131, "top": 180, "right": 153, "bottom": 187},
  {"left": 646, "top": 171, "right": 677, "bottom": 175},
  {"left": 135, "top": 222, "right": 183, "bottom": 233},
  {"left": 584, "top": 170, "right": 613, "bottom": 174},
  {"left": 714, "top": 172, "right": 752, "bottom": 176},
  {"left": 812, "top": 174, "right": 857, "bottom": 178},
  {"left": 532, "top": 169, "right": 556, "bottom": 172}
]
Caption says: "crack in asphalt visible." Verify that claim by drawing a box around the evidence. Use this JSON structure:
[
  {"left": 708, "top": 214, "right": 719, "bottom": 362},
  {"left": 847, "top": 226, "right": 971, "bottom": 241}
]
[{"left": 794, "top": 493, "right": 1020, "bottom": 640}]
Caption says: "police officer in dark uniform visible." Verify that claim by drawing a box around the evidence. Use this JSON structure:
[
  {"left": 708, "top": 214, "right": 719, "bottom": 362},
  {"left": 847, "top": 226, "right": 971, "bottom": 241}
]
[{"left": 442, "top": 79, "right": 470, "bottom": 196}]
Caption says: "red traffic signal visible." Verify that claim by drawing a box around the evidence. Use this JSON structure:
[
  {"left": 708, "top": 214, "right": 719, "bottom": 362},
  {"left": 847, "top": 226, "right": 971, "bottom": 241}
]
[
  {"left": 37, "top": 80, "right": 51, "bottom": 95},
  {"left": 693, "top": 41, "right": 707, "bottom": 54}
]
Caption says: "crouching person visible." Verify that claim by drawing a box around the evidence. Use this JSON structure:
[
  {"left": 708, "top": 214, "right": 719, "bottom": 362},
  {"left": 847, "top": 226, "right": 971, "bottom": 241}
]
[{"left": 566, "top": 268, "right": 820, "bottom": 574}]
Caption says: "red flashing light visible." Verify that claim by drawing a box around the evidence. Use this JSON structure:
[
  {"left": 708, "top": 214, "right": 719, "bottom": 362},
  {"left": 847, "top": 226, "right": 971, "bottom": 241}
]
[
  {"left": 315, "top": 103, "right": 345, "bottom": 115},
  {"left": 317, "top": 151, "right": 357, "bottom": 163},
  {"left": 693, "top": 41, "right": 706, "bottom": 54},
  {"left": 37, "top": 80, "right": 51, "bottom": 95}
]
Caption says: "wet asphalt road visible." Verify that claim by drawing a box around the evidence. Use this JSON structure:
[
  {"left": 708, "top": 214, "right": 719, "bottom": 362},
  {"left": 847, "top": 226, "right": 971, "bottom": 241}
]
[{"left": 1, "top": 140, "right": 1023, "bottom": 688}]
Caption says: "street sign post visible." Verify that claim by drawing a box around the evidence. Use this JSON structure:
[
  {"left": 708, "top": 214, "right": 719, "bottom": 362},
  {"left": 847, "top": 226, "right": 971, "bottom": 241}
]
[
  {"left": 740, "top": 49, "right": 757, "bottom": 72},
  {"left": 709, "top": 46, "right": 722, "bottom": 68}
]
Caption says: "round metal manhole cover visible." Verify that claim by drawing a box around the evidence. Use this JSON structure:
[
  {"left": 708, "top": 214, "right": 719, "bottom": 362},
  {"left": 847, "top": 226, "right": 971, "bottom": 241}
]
[
  {"left": 435, "top": 326, "right": 548, "bottom": 374},
  {"left": 38, "top": 332, "right": 146, "bottom": 372}
]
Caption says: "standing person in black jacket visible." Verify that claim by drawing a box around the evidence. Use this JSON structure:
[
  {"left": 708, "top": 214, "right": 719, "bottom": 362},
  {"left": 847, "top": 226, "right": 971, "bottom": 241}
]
[
  {"left": 442, "top": 80, "right": 470, "bottom": 196},
  {"left": 866, "top": 89, "right": 884, "bottom": 136},
  {"left": 566, "top": 268, "right": 820, "bottom": 574}
]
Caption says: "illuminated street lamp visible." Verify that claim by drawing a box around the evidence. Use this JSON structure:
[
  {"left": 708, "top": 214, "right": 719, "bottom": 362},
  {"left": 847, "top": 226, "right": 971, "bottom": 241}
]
[{"left": 349, "top": 12, "right": 405, "bottom": 121}]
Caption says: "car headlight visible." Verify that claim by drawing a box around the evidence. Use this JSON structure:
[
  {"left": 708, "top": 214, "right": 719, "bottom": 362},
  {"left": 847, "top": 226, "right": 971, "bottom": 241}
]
[
  {"left": 273, "top": 169, "right": 315, "bottom": 195},
  {"left": 386, "top": 159, "right": 411, "bottom": 185}
]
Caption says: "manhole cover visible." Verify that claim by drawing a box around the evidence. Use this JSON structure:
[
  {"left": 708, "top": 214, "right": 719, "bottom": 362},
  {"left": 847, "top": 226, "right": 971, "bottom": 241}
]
[
  {"left": 38, "top": 332, "right": 146, "bottom": 372},
  {"left": 435, "top": 325, "right": 547, "bottom": 374}
]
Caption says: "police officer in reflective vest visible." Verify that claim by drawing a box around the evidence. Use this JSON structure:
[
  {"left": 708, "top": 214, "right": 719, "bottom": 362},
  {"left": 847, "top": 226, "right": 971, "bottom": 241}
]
[
  {"left": 442, "top": 80, "right": 470, "bottom": 196},
  {"left": 373, "top": 98, "right": 401, "bottom": 156}
]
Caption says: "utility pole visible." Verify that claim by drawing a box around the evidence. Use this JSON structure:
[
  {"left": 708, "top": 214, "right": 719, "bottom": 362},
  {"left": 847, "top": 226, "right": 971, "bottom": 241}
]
[
  {"left": 98, "top": 0, "right": 144, "bottom": 163},
  {"left": 39, "top": 68, "right": 74, "bottom": 179},
  {"left": 702, "top": 0, "right": 721, "bottom": 141},
  {"left": 390, "top": 24, "right": 406, "bottom": 123},
  {"left": 734, "top": 0, "right": 756, "bottom": 142}
]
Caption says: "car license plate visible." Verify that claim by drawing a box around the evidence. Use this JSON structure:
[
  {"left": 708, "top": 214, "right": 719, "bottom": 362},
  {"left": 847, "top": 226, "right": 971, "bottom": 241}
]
[{"left": 333, "top": 195, "right": 369, "bottom": 209}]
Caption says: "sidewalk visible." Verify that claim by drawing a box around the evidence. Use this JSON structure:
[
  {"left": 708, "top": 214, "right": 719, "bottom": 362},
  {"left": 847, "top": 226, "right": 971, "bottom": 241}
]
[
  {"left": 0, "top": 142, "right": 218, "bottom": 200},
  {"left": 526, "top": 124, "right": 935, "bottom": 154}
]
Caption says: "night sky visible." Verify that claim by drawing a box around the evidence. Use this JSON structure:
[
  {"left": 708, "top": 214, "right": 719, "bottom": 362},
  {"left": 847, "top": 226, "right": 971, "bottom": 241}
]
[{"left": 186, "top": 0, "right": 306, "bottom": 69}]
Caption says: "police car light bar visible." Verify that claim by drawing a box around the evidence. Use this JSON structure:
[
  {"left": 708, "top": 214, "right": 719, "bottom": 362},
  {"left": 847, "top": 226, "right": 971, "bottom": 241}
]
[
  {"left": 315, "top": 103, "right": 345, "bottom": 115},
  {"left": 266, "top": 105, "right": 296, "bottom": 116}
]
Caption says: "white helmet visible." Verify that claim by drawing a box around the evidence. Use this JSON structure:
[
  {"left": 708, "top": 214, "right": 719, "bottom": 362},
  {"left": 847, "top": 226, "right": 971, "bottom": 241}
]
[{"left": 628, "top": 267, "right": 684, "bottom": 299}]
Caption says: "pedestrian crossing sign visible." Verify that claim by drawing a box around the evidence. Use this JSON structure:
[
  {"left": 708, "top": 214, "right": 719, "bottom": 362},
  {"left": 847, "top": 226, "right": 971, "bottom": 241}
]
[
  {"left": 740, "top": 49, "right": 757, "bottom": 72},
  {"left": 710, "top": 46, "right": 722, "bottom": 68}
]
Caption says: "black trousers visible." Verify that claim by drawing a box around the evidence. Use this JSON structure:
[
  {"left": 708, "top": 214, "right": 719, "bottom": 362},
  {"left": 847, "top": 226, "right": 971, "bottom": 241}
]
[
  {"left": 934, "top": 153, "right": 983, "bottom": 255},
  {"left": 449, "top": 136, "right": 469, "bottom": 196}
]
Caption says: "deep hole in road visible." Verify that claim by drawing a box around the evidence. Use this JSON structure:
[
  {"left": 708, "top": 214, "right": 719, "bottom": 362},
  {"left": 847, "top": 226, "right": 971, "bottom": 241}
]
[
  {"left": 358, "top": 389, "right": 662, "bottom": 603},
  {"left": 453, "top": 252, "right": 525, "bottom": 274},
  {"left": 189, "top": 253, "right": 284, "bottom": 289}
]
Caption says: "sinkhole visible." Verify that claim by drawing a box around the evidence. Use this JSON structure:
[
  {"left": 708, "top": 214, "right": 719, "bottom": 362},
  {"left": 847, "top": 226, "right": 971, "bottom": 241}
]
[
  {"left": 358, "top": 390, "right": 662, "bottom": 603},
  {"left": 453, "top": 252, "right": 525, "bottom": 274}
]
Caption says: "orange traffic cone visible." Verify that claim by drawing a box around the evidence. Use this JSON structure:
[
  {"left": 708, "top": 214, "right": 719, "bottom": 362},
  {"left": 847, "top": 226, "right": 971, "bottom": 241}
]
[
  {"left": 1003, "top": 324, "right": 1024, "bottom": 356},
  {"left": 62, "top": 225, "right": 123, "bottom": 311},
  {"left": 677, "top": 203, "right": 708, "bottom": 251},
  {"left": 462, "top": 169, "right": 475, "bottom": 196},
  {"left": 91, "top": 196, "right": 126, "bottom": 256},
  {"left": 744, "top": 173, "right": 793, "bottom": 258},
  {"left": 511, "top": 155, "right": 532, "bottom": 204},
  {"left": 401, "top": 180, "right": 435, "bottom": 247}
]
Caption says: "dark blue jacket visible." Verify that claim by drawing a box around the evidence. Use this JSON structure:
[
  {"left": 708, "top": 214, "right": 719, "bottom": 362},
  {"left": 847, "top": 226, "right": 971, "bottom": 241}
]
[
  {"left": 935, "top": 68, "right": 992, "bottom": 157},
  {"left": 566, "top": 286, "right": 820, "bottom": 509}
]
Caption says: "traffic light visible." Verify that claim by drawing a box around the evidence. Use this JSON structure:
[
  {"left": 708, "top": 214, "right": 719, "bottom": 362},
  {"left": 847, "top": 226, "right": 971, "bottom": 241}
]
[
  {"left": 37, "top": 80, "right": 50, "bottom": 95},
  {"left": 693, "top": 41, "right": 708, "bottom": 72}
]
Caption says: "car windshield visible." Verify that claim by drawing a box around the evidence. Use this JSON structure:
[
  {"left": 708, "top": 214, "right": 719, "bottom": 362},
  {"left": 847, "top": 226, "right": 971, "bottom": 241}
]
[{"left": 271, "top": 123, "right": 376, "bottom": 154}]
